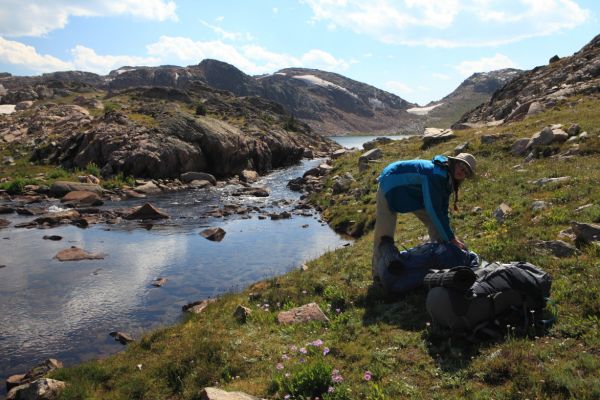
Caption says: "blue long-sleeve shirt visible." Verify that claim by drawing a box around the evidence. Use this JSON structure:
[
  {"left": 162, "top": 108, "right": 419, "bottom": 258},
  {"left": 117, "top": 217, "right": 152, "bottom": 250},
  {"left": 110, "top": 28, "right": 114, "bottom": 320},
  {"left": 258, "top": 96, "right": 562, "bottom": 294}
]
[{"left": 378, "top": 155, "right": 454, "bottom": 241}]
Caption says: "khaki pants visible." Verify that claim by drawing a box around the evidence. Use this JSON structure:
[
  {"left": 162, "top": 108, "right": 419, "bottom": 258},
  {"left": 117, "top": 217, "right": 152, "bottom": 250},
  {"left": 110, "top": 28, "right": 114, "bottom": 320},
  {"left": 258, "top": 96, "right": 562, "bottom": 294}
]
[{"left": 372, "top": 186, "right": 442, "bottom": 279}]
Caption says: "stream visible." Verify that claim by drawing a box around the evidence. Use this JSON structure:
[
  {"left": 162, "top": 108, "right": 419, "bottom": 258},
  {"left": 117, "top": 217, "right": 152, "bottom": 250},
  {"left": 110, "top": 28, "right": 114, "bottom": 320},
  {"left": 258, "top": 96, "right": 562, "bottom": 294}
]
[{"left": 0, "top": 135, "right": 407, "bottom": 388}]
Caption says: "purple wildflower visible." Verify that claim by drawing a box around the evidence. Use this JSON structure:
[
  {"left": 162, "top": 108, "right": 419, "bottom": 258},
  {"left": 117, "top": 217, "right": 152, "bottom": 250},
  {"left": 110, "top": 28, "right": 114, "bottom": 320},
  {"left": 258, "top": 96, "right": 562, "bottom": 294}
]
[
  {"left": 323, "top": 347, "right": 330, "bottom": 356},
  {"left": 328, "top": 386, "right": 335, "bottom": 393},
  {"left": 335, "top": 308, "right": 341, "bottom": 314},
  {"left": 299, "top": 347, "right": 307, "bottom": 354},
  {"left": 276, "top": 363, "right": 284, "bottom": 370},
  {"left": 364, "top": 371, "right": 372, "bottom": 381},
  {"left": 332, "top": 369, "right": 344, "bottom": 383},
  {"left": 284, "top": 395, "right": 290, "bottom": 400},
  {"left": 311, "top": 339, "right": 324, "bottom": 347}
]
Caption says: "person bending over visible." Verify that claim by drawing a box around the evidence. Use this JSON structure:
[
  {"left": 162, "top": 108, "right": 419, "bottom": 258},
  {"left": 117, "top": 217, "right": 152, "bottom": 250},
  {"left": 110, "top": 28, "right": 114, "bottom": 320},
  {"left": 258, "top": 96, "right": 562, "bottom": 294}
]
[{"left": 372, "top": 153, "right": 477, "bottom": 280}]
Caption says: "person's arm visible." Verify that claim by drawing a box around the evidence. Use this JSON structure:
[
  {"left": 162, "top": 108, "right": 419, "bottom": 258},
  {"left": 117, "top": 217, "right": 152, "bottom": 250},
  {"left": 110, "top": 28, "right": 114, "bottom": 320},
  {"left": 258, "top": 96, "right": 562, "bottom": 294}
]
[{"left": 420, "top": 175, "right": 454, "bottom": 242}]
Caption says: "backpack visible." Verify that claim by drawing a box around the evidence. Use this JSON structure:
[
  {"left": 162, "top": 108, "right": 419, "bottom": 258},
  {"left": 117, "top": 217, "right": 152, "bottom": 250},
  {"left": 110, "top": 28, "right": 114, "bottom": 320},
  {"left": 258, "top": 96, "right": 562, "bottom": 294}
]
[
  {"left": 375, "top": 237, "right": 479, "bottom": 295},
  {"left": 425, "top": 261, "right": 554, "bottom": 340}
]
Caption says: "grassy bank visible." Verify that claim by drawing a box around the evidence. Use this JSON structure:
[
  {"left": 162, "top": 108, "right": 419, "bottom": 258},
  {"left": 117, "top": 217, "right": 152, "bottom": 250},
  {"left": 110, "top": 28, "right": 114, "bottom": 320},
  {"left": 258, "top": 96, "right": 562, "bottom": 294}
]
[{"left": 46, "top": 97, "right": 600, "bottom": 399}]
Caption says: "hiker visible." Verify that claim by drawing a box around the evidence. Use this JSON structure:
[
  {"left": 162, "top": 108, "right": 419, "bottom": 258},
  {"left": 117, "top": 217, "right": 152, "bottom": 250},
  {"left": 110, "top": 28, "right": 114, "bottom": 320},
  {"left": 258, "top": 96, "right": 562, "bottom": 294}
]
[{"left": 372, "top": 153, "right": 476, "bottom": 279}]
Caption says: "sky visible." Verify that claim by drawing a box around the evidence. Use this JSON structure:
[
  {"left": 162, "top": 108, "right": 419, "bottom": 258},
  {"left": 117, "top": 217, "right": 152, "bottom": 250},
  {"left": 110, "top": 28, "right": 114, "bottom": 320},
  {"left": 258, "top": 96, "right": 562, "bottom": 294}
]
[{"left": 0, "top": 0, "right": 598, "bottom": 105}]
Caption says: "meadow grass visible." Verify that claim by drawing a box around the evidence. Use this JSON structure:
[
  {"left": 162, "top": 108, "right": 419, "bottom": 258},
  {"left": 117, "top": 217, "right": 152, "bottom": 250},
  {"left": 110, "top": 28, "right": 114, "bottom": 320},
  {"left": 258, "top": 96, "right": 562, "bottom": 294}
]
[{"left": 32, "top": 96, "right": 600, "bottom": 399}]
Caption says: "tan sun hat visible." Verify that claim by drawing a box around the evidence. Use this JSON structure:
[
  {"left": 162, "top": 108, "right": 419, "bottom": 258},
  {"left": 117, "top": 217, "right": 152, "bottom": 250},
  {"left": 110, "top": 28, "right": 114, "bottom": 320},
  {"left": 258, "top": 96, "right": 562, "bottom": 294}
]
[{"left": 448, "top": 153, "right": 476, "bottom": 178}]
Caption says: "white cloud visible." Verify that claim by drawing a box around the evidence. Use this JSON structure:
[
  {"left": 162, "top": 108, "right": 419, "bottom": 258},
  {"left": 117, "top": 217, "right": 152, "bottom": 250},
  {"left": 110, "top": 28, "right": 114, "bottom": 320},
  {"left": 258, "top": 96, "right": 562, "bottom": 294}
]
[
  {"left": 432, "top": 72, "right": 451, "bottom": 80},
  {"left": 0, "top": 37, "right": 72, "bottom": 72},
  {"left": 0, "top": 0, "right": 177, "bottom": 37},
  {"left": 272, "top": 7, "right": 279, "bottom": 14},
  {"left": 146, "top": 36, "right": 350, "bottom": 75},
  {"left": 0, "top": 33, "right": 350, "bottom": 77},
  {"left": 200, "top": 20, "right": 255, "bottom": 41},
  {"left": 385, "top": 80, "right": 414, "bottom": 96},
  {"left": 300, "top": 49, "right": 351, "bottom": 71},
  {"left": 301, "top": 0, "right": 590, "bottom": 47},
  {"left": 71, "top": 45, "right": 160, "bottom": 74},
  {"left": 455, "top": 53, "right": 518, "bottom": 76}
]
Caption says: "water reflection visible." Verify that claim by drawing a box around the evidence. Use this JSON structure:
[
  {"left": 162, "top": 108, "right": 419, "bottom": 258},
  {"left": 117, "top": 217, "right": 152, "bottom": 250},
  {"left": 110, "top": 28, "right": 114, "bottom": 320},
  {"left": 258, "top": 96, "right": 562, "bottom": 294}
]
[{"left": 0, "top": 159, "right": 348, "bottom": 386}]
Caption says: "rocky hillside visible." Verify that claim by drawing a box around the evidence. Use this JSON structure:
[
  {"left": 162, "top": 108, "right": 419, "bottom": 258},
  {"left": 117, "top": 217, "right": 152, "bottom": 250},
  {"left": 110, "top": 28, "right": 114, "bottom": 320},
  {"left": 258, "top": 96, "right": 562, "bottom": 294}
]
[
  {"left": 1, "top": 60, "right": 423, "bottom": 136},
  {"left": 256, "top": 67, "right": 422, "bottom": 135},
  {"left": 455, "top": 33, "right": 600, "bottom": 127},
  {"left": 0, "top": 82, "right": 336, "bottom": 180},
  {"left": 407, "top": 69, "right": 522, "bottom": 128}
]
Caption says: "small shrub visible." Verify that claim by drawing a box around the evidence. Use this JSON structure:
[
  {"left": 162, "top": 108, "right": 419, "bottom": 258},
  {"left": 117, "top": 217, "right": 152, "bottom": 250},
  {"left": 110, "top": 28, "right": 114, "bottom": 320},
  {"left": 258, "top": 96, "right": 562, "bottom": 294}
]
[
  {"left": 270, "top": 340, "right": 346, "bottom": 399},
  {"left": 85, "top": 162, "right": 100, "bottom": 177},
  {"left": 46, "top": 167, "right": 70, "bottom": 180},
  {"left": 0, "top": 177, "right": 38, "bottom": 194},
  {"left": 284, "top": 115, "right": 298, "bottom": 131},
  {"left": 195, "top": 102, "right": 207, "bottom": 116}
]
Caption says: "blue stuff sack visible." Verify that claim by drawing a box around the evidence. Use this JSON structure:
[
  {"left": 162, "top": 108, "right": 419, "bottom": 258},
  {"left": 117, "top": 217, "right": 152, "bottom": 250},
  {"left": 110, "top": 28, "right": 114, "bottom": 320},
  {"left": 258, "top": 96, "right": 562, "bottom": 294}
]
[{"left": 375, "top": 237, "right": 479, "bottom": 296}]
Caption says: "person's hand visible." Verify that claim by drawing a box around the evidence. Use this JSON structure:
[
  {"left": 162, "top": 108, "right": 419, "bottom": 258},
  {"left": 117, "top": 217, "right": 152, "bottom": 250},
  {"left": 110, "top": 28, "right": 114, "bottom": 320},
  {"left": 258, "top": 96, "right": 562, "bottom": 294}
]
[{"left": 450, "top": 237, "right": 466, "bottom": 250}]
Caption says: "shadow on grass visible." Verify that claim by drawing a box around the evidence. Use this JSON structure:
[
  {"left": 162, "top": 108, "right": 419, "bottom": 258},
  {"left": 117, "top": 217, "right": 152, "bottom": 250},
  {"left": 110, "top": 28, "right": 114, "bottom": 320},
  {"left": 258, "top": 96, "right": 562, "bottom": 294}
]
[{"left": 358, "top": 283, "right": 483, "bottom": 373}]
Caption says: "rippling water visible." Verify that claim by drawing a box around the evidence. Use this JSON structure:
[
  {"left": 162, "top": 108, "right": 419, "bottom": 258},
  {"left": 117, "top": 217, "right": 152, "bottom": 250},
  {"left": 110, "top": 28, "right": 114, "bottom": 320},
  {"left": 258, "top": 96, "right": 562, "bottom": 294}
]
[{"left": 0, "top": 159, "right": 349, "bottom": 387}]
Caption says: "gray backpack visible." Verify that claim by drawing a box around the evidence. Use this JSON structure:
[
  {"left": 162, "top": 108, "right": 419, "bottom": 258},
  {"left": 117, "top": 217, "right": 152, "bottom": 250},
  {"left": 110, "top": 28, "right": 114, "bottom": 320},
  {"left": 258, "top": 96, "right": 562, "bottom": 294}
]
[{"left": 425, "top": 261, "right": 553, "bottom": 340}]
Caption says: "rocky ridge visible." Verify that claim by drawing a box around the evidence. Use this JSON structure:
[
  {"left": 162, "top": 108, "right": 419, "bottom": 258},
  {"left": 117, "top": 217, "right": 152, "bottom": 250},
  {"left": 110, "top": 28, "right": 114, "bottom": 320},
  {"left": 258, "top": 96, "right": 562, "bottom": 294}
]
[{"left": 454, "top": 34, "right": 600, "bottom": 127}]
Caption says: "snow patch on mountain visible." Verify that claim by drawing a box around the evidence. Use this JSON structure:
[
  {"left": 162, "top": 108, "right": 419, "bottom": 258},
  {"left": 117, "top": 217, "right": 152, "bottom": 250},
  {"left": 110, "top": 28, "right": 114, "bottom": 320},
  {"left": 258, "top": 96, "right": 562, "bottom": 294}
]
[
  {"left": 292, "top": 74, "right": 359, "bottom": 99},
  {"left": 406, "top": 103, "right": 443, "bottom": 115}
]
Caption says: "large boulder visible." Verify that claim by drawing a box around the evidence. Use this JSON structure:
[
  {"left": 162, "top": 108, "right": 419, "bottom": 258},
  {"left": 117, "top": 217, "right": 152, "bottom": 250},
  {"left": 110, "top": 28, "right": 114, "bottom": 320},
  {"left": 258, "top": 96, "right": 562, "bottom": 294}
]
[
  {"left": 358, "top": 148, "right": 383, "bottom": 172},
  {"left": 571, "top": 222, "right": 600, "bottom": 243},
  {"left": 7, "top": 378, "right": 66, "bottom": 400},
  {"left": 276, "top": 303, "right": 329, "bottom": 325},
  {"left": 49, "top": 181, "right": 103, "bottom": 197},
  {"left": 422, "top": 128, "right": 455, "bottom": 149},
  {"left": 180, "top": 171, "right": 217, "bottom": 185}
]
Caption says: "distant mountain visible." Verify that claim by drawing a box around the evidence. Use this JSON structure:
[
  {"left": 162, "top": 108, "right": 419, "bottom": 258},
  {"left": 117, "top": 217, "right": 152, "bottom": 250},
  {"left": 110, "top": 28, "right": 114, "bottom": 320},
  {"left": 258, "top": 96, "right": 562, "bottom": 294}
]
[
  {"left": 107, "top": 60, "right": 424, "bottom": 135},
  {"left": 455, "top": 33, "right": 600, "bottom": 127},
  {"left": 406, "top": 69, "right": 522, "bottom": 128}
]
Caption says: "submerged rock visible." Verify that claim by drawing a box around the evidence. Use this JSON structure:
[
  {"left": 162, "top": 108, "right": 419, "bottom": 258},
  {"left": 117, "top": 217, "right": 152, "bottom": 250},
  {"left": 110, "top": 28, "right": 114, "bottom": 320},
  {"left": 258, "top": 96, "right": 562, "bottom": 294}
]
[
  {"left": 152, "top": 277, "right": 168, "bottom": 287},
  {"left": 124, "top": 203, "right": 169, "bottom": 220},
  {"left": 109, "top": 331, "right": 134, "bottom": 345},
  {"left": 200, "top": 227, "right": 226, "bottom": 242},
  {"left": 54, "top": 246, "right": 104, "bottom": 261},
  {"left": 61, "top": 190, "right": 103, "bottom": 206},
  {"left": 182, "top": 298, "right": 216, "bottom": 314}
]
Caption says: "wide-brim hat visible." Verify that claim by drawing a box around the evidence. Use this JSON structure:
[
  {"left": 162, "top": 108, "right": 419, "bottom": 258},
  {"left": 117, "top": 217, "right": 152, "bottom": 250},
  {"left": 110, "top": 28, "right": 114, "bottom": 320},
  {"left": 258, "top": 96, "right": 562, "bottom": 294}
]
[{"left": 448, "top": 153, "right": 476, "bottom": 178}]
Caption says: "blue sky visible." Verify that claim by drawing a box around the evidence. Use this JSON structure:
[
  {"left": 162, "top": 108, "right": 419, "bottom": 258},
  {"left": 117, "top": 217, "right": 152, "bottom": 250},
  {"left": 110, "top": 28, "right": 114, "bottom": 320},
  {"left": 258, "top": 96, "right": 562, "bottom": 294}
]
[{"left": 0, "top": 0, "right": 598, "bottom": 105}]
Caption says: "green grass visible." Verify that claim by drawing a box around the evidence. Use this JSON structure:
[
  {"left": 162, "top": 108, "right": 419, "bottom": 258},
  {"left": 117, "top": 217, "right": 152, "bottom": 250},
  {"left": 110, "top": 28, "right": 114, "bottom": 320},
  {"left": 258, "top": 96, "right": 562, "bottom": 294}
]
[{"left": 33, "top": 96, "right": 600, "bottom": 398}]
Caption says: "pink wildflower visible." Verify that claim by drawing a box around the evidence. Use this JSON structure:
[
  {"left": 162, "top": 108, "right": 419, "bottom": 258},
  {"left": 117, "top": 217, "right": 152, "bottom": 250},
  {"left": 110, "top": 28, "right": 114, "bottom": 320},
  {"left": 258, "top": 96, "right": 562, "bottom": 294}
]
[
  {"left": 299, "top": 347, "right": 307, "bottom": 354},
  {"left": 276, "top": 363, "right": 284, "bottom": 370},
  {"left": 363, "top": 371, "right": 372, "bottom": 381},
  {"left": 311, "top": 339, "right": 324, "bottom": 347},
  {"left": 323, "top": 347, "right": 330, "bottom": 355}
]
